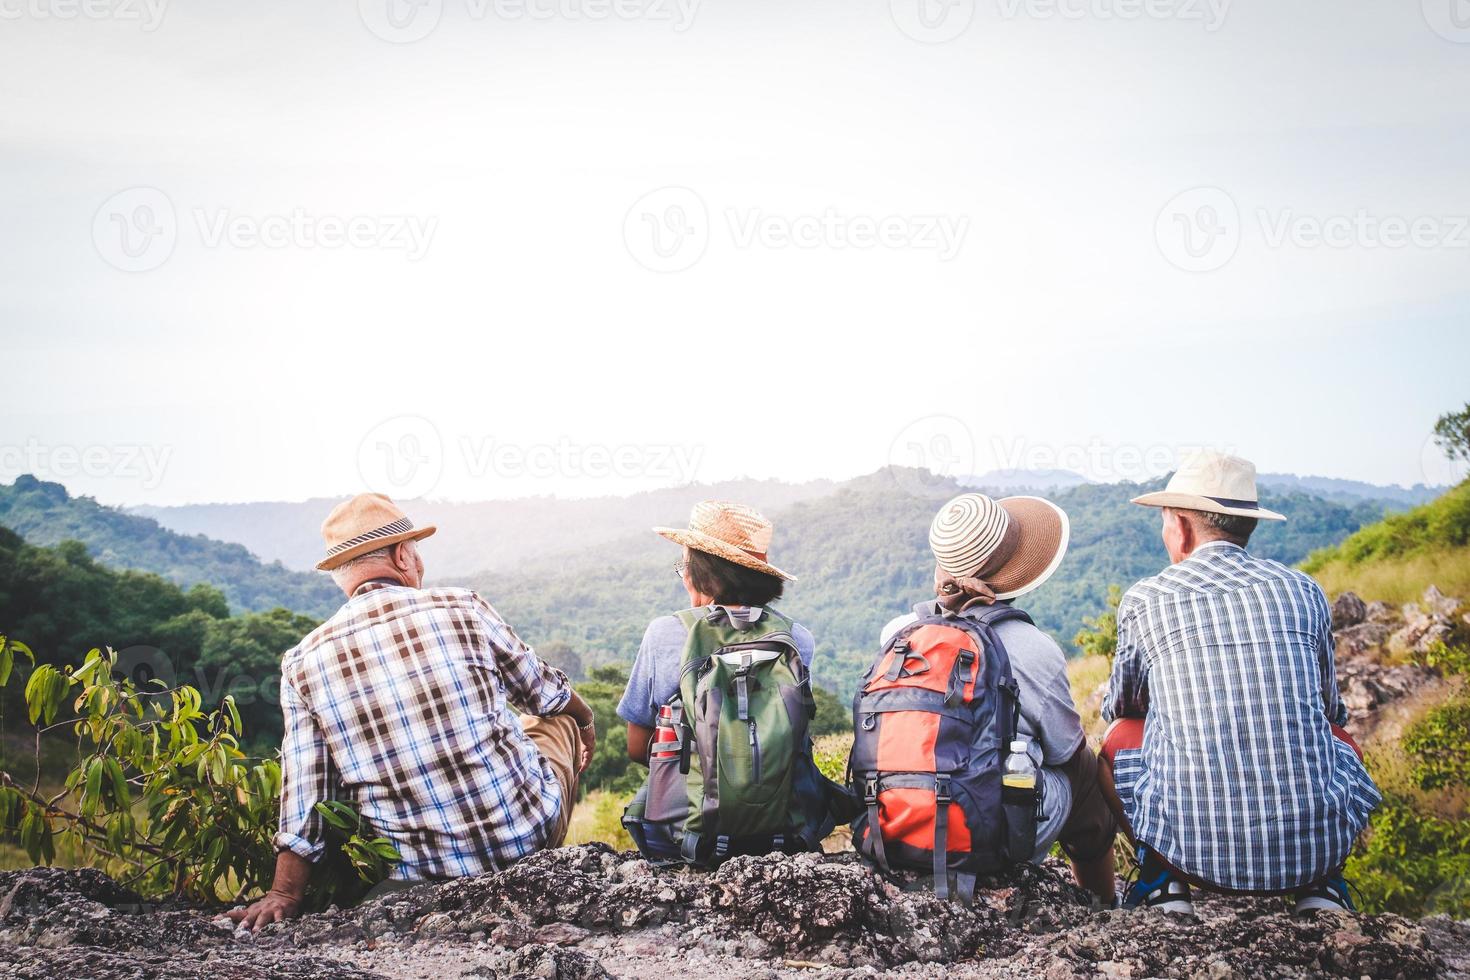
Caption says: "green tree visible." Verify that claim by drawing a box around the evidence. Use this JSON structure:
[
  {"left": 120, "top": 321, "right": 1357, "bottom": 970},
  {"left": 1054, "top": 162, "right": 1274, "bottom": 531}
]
[
  {"left": 1072, "top": 584, "right": 1122, "bottom": 662},
  {"left": 1433, "top": 401, "right": 1470, "bottom": 467}
]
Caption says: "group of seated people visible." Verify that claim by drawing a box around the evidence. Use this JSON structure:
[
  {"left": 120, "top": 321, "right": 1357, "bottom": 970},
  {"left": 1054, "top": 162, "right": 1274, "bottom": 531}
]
[{"left": 230, "top": 449, "right": 1381, "bottom": 930}]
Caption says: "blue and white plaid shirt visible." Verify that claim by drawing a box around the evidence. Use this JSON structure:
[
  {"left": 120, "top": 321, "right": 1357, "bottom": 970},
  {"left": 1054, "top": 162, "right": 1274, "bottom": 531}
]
[
  {"left": 1103, "top": 541, "right": 1381, "bottom": 891},
  {"left": 275, "top": 581, "right": 572, "bottom": 879}
]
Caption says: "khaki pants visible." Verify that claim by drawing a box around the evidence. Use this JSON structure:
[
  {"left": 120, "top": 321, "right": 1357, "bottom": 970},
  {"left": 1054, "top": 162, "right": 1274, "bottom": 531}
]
[{"left": 520, "top": 712, "right": 581, "bottom": 847}]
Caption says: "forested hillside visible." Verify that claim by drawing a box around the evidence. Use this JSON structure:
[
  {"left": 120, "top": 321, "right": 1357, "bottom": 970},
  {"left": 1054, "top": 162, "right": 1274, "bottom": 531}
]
[
  {"left": 468, "top": 467, "right": 1399, "bottom": 700},
  {"left": 0, "top": 476, "right": 339, "bottom": 618},
  {"left": 0, "top": 527, "right": 317, "bottom": 746}
]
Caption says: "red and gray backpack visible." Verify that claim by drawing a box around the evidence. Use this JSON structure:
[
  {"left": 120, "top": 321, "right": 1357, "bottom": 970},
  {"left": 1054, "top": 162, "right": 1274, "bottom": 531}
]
[{"left": 848, "top": 601, "right": 1038, "bottom": 901}]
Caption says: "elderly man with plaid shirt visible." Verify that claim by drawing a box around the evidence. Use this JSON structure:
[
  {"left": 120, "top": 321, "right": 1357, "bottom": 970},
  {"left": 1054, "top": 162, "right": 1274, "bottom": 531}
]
[
  {"left": 230, "top": 494, "right": 596, "bottom": 930},
  {"left": 1099, "top": 451, "right": 1380, "bottom": 917}
]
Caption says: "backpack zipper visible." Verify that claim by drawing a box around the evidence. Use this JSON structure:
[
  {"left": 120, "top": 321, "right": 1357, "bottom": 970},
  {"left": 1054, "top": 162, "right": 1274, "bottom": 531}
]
[{"left": 749, "top": 719, "right": 761, "bottom": 782}]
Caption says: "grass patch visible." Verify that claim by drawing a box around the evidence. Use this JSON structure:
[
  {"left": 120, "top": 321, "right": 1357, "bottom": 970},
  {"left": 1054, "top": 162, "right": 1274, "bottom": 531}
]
[
  {"left": 1067, "top": 654, "right": 1112, "bottom": 742},
  {"left": 565, "top": 788, "right": 634, "bottom": 851},
  {"left": 1308, "top": 549, "right": 1470, "bottom": 605}
]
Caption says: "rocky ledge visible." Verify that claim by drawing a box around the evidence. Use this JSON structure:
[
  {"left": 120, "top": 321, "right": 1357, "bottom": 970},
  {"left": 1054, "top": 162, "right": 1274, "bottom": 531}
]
[{"left": 0, "top": 847, "right": 1463, "bottom": 980}]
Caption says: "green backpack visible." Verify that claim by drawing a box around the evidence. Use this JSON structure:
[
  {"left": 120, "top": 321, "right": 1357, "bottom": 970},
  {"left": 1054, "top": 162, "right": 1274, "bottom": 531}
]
[{"left": 622, "top": 605, "right": 843, "bottom": 865}]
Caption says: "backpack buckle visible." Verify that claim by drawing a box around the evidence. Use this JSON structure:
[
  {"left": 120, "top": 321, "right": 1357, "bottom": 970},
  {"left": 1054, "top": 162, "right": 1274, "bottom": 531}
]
[
  {"left": 863, "top": 778, "right": 880, "bottom": 805},
  {"left": 934, "top": 775, "right": 951, "bottom": 806}
]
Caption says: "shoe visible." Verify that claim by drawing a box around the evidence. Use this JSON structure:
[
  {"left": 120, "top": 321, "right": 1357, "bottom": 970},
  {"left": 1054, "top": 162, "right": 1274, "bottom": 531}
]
[
  {"left": 1294, "top": 875, "right": 1355, "bottom": 915},
  {"left": 1123, "top": 871, "right": 1196, "bottom": 916}
]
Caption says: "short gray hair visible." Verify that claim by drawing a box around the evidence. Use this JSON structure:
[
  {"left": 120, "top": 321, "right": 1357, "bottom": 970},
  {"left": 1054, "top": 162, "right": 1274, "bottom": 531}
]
[
  {"left": 1183, "top": 508, "right": 1258, "bottom": 546},
  {"left": 329, "top": 543, "right": 396, "bottom": 585}
]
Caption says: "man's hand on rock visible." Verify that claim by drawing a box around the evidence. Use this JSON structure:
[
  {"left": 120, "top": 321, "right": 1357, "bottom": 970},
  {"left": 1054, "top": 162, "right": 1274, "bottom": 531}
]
[
  {"left": 227, "top": 889, "right": 301, "bottom": 931},
  {"left": 577, "top": 720, "right": 596, "bottom": 773}
]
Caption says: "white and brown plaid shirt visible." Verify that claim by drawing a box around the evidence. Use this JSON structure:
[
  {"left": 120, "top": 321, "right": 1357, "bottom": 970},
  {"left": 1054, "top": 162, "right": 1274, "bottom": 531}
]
[{"left": 275, "top": 580, "right": 572, "bottom": 879}]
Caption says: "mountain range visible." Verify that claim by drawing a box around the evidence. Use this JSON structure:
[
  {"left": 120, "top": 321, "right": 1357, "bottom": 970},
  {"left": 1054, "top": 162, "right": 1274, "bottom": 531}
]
[{"left": 0, "top": 468, "right": 1413, "bottom": 703}]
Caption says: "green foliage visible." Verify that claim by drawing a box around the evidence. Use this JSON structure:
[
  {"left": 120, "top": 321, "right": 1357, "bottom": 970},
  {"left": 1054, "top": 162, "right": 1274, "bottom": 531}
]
[
  {"left": 1434, "top": 402, "right": 1470, "bottom": 466},
  {"left": 1417, "top": 640, "right": 1470, "bottom": 677},
  {"left": 0, "top": 475, "right": 340, "bottom": 617},
  {"left": 1303, "top": 481, "right": 1470, "bottom": 572},
  {"left": 577, "top": 664, "right": 641, "bottom": 797},
  {"left": 1072, "top": 584, "right": 1121, "bottom": 662},
  {"left": 1401, "top": 696, "right": 1470, "bottom": 792},
  {"left": 0, "top": 640, "right": 394, "bottom": 907},
  {"left": 812, "top": 732, "right": 852, "bottom": 784},
  {"left": 1346, "top": 782, "right": 1470, "bottom": 918},
  {"left": 0, "top": 529, "right": 320, "bottom": 746}
]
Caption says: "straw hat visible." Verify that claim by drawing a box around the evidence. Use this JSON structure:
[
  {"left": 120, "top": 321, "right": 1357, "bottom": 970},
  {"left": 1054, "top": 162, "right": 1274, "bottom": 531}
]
[
  {"left": 928, "top": 493, "right": 1070, "bottom": 600},
  {"left": 1130, "top": 449, "right": 1286, "bottom": 522},
  {"left": 315, "top": 493, "right": 437, "bottom": 571},
  {"left": 654, "top": 500, "right": 796, "bottom": 582}
]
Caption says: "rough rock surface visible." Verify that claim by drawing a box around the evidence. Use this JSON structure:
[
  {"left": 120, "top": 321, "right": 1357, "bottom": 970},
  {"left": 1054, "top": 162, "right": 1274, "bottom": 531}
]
[{"left": 0, "top": 850, "right": 1459, "bottom": 980}]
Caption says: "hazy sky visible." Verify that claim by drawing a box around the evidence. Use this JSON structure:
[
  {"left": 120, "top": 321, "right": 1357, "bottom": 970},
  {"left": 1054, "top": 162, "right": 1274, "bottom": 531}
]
[{"left": 3, "top": 0, "right": 1469, "bottom": 505}]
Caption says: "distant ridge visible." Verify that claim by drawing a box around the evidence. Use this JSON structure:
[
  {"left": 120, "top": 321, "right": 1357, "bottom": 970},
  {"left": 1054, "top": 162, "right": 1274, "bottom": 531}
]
[
  {"left": 0, "top": 475, "right": 340, "bottom": 618},
  {"left": 130, "top": 478, "right": 839, "bottom": 576}
]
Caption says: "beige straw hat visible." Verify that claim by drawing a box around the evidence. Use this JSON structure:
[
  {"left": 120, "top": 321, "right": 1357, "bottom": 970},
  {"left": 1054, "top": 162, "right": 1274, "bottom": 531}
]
[
  {"left": 929, "top": 493, "right": 1070, "bottom": 600},
  {"left": 1130, "top": 449, "right": 1286, "bottom": 522},
  {"left": 316, "top": 493, "right": 437, "bottom": 571},
  {"left": 654, "top": 500, "right": 796, "bottom": 582}
]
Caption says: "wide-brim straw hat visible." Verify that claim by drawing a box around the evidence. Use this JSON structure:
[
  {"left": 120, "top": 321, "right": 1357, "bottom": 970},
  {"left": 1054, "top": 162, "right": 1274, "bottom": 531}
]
[
  {"left": 316, "top": 493, "right": 437, "bottom": 571},
  {"left": 654, "top": 500, "right": 796, "bottom": 582},
  {"left": 1131, "top": 449, "right": 1286, "bottom": 522},
  {"left": 929, "top": 493, "right": 1070, "bottom": 600}
]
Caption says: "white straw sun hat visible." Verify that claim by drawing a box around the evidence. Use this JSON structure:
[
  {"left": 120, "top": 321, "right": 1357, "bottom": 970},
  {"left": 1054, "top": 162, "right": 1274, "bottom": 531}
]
[{"left": 1130, "top": 449, "right": 1286, "bottom": 522}]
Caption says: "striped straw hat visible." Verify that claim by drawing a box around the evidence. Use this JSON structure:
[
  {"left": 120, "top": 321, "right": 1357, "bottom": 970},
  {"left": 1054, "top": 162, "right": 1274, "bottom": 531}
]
[
  {"left": 928, "top": 493, "right": 1070, "bottom": 600},
  {"left": 315, "top": 493, "right": 436, "bottom": 571},
  {"left": 654, "top": 500, "right": 795, "bottom": 581}
]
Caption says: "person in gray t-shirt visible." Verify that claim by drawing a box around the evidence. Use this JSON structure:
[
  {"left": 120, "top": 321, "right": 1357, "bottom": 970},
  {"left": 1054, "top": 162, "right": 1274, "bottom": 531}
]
[{"left": 911, "top": 492, "right": 1118, "bottom": 904}]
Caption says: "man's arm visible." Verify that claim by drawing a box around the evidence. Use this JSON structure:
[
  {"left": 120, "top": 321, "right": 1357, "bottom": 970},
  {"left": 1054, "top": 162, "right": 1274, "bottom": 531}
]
[
  {"left": 229, "top": 673, "right": 332, "bottom": 929},
  {"left": 475, "top": 597, "right": 595, "bottom": 770},
  {"left": 1315, "top": 590, "right": 1349, "bottom": 728},
  {"left": 1102, "top": 599, "right": 1149, "bottom": 722}
]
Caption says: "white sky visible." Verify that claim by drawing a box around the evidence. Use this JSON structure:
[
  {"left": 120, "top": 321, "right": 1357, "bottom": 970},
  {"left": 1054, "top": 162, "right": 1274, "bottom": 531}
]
[{"left": 3, "top": 0, "right": 1469, "bottom": 505}]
